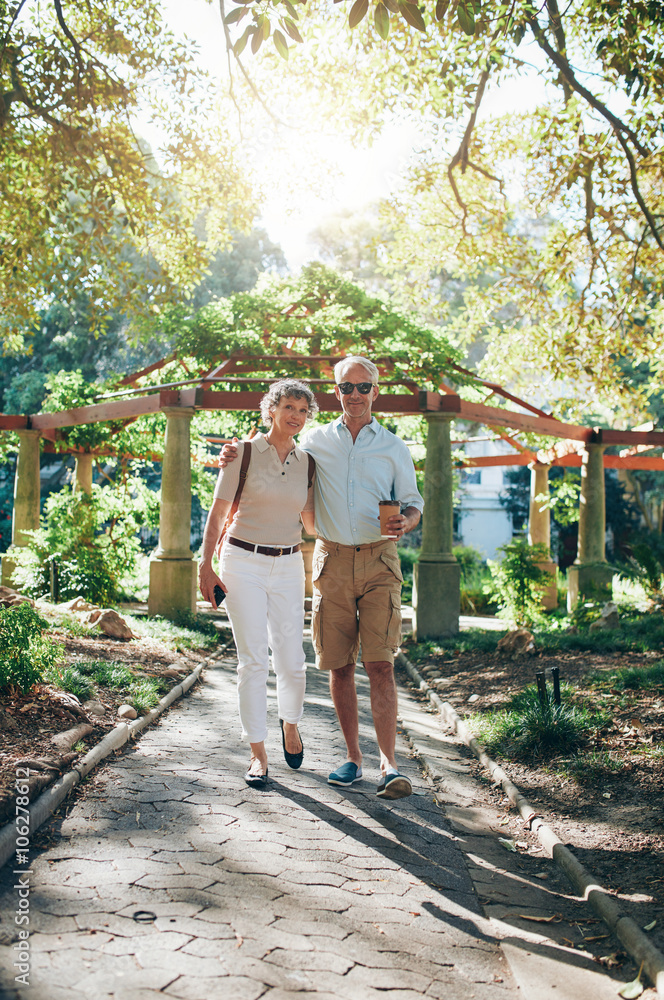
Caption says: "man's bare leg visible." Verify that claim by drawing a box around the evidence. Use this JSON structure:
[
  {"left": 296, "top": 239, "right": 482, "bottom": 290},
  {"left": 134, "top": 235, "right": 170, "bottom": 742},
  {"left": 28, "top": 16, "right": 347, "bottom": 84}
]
[
  {"left": 364, "top": 660, "right": 398, "bottom": 773},
  {"left": 329, "top": 662, "right": 362, "bottom": 766}
]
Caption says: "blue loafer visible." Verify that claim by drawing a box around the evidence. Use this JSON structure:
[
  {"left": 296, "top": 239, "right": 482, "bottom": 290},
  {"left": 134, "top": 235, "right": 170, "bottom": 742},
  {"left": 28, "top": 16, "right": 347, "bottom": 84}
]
[
  {"left": 376, "top": 772, "right": 412, "bottom": 799},
  {"left": 328, "top": 762, "right": 363, "bottom": 786}
]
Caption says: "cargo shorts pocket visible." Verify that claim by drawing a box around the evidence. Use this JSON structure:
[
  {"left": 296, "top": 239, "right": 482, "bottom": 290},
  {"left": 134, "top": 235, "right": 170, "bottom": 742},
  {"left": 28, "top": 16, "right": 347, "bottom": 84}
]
[
  {"left": 387, "top": 591, "right": 402, "bottom": 652},
  {"left": 312, "top": 549, "right": 329, "bottom": 584},
  {"left": 311, "top": 593, "right": 323, "bottom": 654},
  {"left": 379, "top": 550, "right": 403, "bottom": 583}
]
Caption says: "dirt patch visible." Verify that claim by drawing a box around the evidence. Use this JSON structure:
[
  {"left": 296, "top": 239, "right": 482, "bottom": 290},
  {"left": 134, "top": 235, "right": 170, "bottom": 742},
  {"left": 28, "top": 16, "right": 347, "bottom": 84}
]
[
  {"left": 0, "top": 613, "right": 209, "bottom": 828},
  {"left": 399, "top": 637, "right": 664, "bottom": 959}
]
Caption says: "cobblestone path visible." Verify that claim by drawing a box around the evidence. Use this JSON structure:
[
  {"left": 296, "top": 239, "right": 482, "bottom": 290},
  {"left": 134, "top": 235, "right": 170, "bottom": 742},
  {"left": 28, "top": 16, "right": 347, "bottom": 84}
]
[{"left": 0, "top": 655, "right": 519, "bottom": 1000}]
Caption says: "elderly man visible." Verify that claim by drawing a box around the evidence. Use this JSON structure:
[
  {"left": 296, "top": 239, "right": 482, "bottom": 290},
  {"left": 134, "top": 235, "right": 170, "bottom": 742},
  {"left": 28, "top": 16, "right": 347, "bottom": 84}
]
[{"left": 222, "top": 355, "right": 422, "bottom": 799}]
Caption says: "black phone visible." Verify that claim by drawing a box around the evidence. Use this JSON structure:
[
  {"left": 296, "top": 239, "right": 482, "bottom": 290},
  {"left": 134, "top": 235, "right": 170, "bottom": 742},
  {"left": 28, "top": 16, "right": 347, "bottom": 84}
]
[{"left": 213, "top": 584, "right": 226, "bottom": 605}]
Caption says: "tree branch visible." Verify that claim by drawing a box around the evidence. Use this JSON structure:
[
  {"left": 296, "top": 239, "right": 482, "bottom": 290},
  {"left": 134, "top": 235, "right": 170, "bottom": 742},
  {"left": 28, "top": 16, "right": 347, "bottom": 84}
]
[
  {"left": 545, "top": 0, "right": 573, "bottom": 103},
  {"left": 447, "top": 66, "right": 492, "bottom": 229},
  {"left": 612, "top": 126, "right": 664, "bottom": 252},
  {"left": 217, "top": 0, "right": 284, "bottom": 126},
  {"left": 528, "top": 14, "right": 650, "bottom": 158},
  {"left": 53, "top": 0, "right": 86, "bottom": 89}
]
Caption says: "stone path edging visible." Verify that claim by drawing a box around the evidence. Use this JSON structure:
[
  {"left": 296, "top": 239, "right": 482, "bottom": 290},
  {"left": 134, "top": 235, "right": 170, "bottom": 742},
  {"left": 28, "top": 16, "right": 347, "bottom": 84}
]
[
  {"left": 0, "top": 650, "right": 227, "bottom": 872},
  {"left": 396, "top": 649, "right": 664, "bottom": 997}
]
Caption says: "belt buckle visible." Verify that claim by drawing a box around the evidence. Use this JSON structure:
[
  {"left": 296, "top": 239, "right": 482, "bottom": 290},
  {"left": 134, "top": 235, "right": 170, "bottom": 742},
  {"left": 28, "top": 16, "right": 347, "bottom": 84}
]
[{"left": 276, "top": 547, "right": 283, "bottom": 557}]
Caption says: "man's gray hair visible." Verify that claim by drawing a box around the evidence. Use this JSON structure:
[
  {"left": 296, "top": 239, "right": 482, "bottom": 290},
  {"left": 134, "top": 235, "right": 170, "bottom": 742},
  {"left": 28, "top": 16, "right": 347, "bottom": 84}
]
[
  {"left": 333, "top": 356, "right": 379, "bottom": 384},
  {"left": 260, "top": 379, "right": 319, "bottom": 427}
]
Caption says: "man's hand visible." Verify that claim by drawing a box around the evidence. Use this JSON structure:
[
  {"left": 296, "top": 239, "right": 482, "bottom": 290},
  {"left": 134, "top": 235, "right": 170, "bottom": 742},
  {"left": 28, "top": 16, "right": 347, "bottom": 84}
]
[
  {"left": 198, "top": 562, "right": 227, "bottom": 610},
  {"left": 383, "top": 506, "right": 421, "bottom": 541},
  {"left": 219, "top": 436, "right": 239, "bottom": 469}
]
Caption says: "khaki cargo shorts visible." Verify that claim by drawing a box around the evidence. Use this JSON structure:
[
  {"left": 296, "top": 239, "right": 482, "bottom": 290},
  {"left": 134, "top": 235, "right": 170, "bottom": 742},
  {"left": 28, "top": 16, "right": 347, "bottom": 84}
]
[{"left": 311, "top": 537, "right": 403, "bottom": 671}]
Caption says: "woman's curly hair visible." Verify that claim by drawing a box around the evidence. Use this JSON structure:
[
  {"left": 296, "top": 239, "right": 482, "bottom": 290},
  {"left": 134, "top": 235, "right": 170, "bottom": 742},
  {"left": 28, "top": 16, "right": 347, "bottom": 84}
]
[{"left": 260, "top": 379, "right": 319, "bottom": 427}]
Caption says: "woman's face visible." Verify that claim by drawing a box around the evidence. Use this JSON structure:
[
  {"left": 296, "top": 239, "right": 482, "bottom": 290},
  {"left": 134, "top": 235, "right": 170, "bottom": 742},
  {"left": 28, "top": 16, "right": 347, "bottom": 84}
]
[{"left": 270, "top": 394, "right": 310, "bottom": 436}]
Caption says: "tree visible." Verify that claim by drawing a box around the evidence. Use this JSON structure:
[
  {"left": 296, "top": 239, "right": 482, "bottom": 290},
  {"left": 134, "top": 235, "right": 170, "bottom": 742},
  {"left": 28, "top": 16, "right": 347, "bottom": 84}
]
[
  {"left": 0, "top": 227, "right": 288, "bottom": 415},
  {"left": 219, "top": 0, "right": 664, "bottom": 417},
  {"left": 0, "top": 0, "right": 255, "bottom": 350}
]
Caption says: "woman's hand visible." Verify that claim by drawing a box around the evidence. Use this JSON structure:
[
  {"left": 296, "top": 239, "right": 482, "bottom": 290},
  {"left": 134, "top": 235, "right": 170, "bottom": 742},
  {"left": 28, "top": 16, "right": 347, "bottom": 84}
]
[{"left": 198, "top": 562, "right": 227, "bottom": 610}]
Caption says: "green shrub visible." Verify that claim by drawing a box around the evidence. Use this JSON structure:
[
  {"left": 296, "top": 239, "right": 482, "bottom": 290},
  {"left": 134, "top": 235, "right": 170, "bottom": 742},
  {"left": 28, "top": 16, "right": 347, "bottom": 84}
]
[
  {"left": 134, "top": 615, "right": 219, "bottom": 651},
  {"left": 617, "top": 532, "right": 664, "bottom": 606},
  {"left": 44, "top": 664, "right": 97, "bottom": 701},
  {"left": 68, "top": 659, "right": 168, "bottom": 714},
  {"left": 0, "top": 603, "right": 63, "bottom": 692},
  {"left": 558, "top": 751, "right": 624, "bottom": 783},
  {"left": 590, "top": 660, "right": 664, "bottom": 692},
  {"left": 487, "top": 540, "right": 551, "bottom": 628},
  {"left": 12, "top": 476, "right": 159, "bottom": 606},
  {"left": 472, "top": 684, "right": 607, "bottom": 761},
  {"left": 126, "top": 677, "right": 168, "bottom": 714}
]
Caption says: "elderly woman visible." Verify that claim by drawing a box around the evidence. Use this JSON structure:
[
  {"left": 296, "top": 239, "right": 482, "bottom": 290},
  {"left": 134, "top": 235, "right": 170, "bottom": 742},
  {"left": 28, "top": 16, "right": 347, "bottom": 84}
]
[{"left": 198, "top": 379, "right": 318, "bottom": 788}]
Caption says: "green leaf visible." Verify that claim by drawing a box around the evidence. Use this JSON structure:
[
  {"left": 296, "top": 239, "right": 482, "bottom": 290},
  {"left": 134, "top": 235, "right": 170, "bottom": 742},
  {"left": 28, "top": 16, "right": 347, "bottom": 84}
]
[
  {"left": 382, "top": 0, "right": 399, "bottom": 10},
  {"left": 374, "top": 3, "right": 390, "bottom": 38},
  {"left": 643, "top": 919, "right": 656, "bottom": 931},
  {"left": 283, "top": 0, "right": 300, "bottom": 16},
  {"left": 349, "top": 0, "right": 370, "bottom": 29},
  {"left": 251, "top": 27, "right": 263, "bottom": 52},
  {"left": 435, "top": 0, "right": 451, "bottom": 20},
  {"left": 233, "top": 24, "right": 254, "bottom": 55},
  {"left": 223, "top": 6, "right": 243, "bottom": 23},
  {"left": 273, "top": 28, "right": 289, "bottom": 59},
  {"left": 223, "top": 6, "right": 247, "bottom": 24},
  {"left": 457, "top": 1, "right": 475, "bottom": 34},
  {"left": 398, "top": 0, "right": 426, "bottom": 31},
  {"left": 282, "top": 16, "right": 304, "bottom": 42}
]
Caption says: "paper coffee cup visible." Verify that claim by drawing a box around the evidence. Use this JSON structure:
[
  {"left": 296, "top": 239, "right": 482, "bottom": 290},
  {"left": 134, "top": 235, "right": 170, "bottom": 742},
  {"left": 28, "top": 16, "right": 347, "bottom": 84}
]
[{"left": 379, "top": 500, "right": 400, "bottom": 536}]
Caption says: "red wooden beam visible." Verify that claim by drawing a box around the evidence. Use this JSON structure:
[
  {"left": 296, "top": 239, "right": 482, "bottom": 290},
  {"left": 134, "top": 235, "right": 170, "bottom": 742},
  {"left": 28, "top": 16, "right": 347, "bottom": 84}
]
[
  {"left": 457, "top": 453, "right": 664, "bottom": 471},
  {"left": 596, "top": 428, "right": 664, "bottom": 447},
  {"left": 0, "top": 414, "right": 29, "bottom": 430},
  {"left": 30, "top": 393, "right": 164, "bottom": 430},
  {"left": 433, "top": 396, "right": 593, "bottom": 441}
]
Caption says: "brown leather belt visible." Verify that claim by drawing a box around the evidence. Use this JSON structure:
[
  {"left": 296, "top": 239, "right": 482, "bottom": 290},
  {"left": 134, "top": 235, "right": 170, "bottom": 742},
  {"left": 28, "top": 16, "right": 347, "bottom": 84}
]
[{"left": 228, "top": 536, "right": 301, "bottom": 558}]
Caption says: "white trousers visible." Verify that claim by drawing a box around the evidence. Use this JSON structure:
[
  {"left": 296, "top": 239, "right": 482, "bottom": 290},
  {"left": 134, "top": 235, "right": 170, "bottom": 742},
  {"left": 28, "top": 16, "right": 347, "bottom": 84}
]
[{"left": 220, "top": 543, "right": 307, "bottom": 743}]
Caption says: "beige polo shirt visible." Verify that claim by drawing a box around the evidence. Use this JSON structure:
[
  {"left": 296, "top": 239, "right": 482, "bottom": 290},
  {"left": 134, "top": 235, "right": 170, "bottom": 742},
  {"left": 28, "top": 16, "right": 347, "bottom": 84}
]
[{"left": 213, "top": 434, "right": 314, "bottom": 547}]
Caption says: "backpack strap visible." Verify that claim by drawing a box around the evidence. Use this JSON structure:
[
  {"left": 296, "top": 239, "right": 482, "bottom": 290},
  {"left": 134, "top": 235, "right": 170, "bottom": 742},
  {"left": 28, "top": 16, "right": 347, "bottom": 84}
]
[{"left": 218, "top": 441, "right": 251, "bottom": 550}]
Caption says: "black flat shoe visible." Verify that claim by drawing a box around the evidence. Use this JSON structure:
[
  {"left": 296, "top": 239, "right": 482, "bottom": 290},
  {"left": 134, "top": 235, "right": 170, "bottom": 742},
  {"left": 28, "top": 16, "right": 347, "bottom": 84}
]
[
  {"left": 280, "top": 718, "right": 304, "bottom": 770},
  {"left": 244, "top": 767, "right": 269, "bottom": 788}
]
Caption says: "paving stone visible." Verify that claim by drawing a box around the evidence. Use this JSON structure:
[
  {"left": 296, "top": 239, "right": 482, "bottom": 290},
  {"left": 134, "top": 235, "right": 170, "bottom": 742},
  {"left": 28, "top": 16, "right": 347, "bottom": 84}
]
[
  {"left": 133, "top": 947, "right": 229, "bottom": 977},
  {"left": 270, "top": 917, "right": 348, "bottom": 940},
  {"left": 164, "top": 974, "right": 264, "bottom": 1000}
]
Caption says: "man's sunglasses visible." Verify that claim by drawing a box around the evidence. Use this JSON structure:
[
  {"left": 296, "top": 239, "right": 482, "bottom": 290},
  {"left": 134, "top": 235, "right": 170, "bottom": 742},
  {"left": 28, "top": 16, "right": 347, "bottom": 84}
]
[{"left": 337, "top": 381, "right": 376, "bottom": 395}]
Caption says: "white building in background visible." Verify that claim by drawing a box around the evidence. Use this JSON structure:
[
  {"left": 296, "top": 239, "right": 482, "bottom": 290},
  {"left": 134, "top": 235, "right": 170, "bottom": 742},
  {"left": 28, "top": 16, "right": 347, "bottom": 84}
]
[{"left": 455, "top": 437, "right": 517, "bottom": 561}]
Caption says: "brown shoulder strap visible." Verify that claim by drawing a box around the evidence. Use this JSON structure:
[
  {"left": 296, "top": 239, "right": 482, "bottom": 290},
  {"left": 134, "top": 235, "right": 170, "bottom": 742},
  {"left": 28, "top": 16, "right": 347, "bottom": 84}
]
[
  {"left": 307, "top": 453, "right": 315, "bottom": 489},
  {"left": 220, "top": 441, "right": 251, "bottom": 544}
]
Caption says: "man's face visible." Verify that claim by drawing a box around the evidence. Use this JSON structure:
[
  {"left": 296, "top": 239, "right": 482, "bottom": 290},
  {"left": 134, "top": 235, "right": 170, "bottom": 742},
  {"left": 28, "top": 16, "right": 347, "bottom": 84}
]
[{"left": 334, "top": 363, "right": 379, "bottom": 421}]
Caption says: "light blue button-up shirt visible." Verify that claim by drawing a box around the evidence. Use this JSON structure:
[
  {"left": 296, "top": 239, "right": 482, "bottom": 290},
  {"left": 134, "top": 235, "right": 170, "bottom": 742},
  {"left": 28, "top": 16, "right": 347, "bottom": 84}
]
[{"left": 300, "top": 417, "right": 423, "bottom": 545}]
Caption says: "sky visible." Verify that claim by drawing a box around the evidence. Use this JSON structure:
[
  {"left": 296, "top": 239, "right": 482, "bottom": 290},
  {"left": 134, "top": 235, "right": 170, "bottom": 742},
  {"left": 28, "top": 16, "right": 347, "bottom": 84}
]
[{"left": 162, "top": 0, "right": 549, "bottom": 268}]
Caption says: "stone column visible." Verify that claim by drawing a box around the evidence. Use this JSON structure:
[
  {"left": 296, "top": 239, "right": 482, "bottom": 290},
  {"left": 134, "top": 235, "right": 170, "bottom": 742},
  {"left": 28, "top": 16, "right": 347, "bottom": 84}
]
[
  {"left": 567, "top": 443, "right": 613, "bottom": 608},
  {"left": 148, "top": 407, "right": 197, "bottom": 619},
  {"left": 73, "top": 453, "right": 94, "bottom": 494},
  {"left": 412, "top": 413, "right": 460, "bottom": 638},
  {"left": 1, "top": 429, "right": 41, "bottom": 588},
  {"left": 527, "top": 461, "right": 557, "bottom": 610}
]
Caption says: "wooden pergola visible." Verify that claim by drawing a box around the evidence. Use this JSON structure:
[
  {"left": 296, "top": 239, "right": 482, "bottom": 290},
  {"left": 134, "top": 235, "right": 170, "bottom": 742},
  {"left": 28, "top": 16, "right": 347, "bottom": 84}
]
[{"left": 2, "top": 346, "right": 663, "bottom": 635}]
